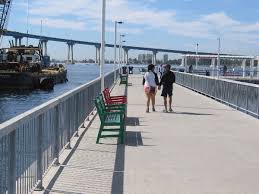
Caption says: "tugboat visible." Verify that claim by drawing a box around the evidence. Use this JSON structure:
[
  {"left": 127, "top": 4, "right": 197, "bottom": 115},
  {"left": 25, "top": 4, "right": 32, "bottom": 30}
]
[{"left": 0, "top": 44, "right": 67, "bottom": 90}]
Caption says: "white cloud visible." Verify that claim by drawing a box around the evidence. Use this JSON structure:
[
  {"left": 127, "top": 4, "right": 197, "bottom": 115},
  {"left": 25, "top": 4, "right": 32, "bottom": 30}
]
[
  {"left": 201, "top": 12, "right": 239, "bottom": 27},
  {"left": 13, "top": 0, "right": 259, "bottom": 51},
  {"left": 29, "top": 17, "right": 86, "bottom": 30},
  {"left": 233, "top": 23, "right": 259, "bottom": 33}
]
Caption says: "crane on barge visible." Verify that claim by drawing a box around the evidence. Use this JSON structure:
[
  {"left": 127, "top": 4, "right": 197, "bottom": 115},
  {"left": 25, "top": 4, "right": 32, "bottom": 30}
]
[{"left": 0, "top": 0, "right": 12, "bottom": 44}]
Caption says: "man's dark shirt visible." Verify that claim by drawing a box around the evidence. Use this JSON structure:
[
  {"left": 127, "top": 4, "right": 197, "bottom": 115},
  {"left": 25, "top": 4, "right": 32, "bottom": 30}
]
[{"left": 159, "top": 70, "right": 175, "bottom": 88}]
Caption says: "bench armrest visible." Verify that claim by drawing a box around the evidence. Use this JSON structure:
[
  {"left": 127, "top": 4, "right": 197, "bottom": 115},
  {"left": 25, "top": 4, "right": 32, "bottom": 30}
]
[
  {"left": 110, "top": 98, "right": 127, "bottom": 102},
  {"left": 106, "top": 104, "right": 126, "bottom": 108},
  {"left": 110, "top": 95, "right": 127, "bottom": 98}
]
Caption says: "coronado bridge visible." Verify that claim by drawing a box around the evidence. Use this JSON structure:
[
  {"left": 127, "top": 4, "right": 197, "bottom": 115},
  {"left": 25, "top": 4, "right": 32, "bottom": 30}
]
[{"left": 3, "top": 30, "right": 225, "bottom": 65}]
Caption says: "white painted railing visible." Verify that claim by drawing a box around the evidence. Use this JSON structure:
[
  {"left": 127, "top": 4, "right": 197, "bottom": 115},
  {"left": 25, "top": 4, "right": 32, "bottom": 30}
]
[
  {"left": 175, "top": 72, "right": 259, "bottom": 118},
  {"left": 0, "top": 70, "right": 119, "bottom": 194}
]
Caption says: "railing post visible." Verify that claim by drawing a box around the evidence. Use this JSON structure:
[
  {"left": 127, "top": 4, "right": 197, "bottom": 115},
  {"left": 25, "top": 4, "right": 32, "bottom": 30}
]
[
  {"left": 257, "top": 88, "right": 259, "bottom": 119},
  {"left": 85, "top": 88, "right": 90, "bottom": 122},
  {"left": 74, "top": 96, "right": 79, "bottom": 137},
  {"left": 246, "top": 86, "right": 249, "bottom": 114},
  {"left": 66, "top": 101, "right": 72, "bottom": 149},
  {"left": 35, "top": 114, "right": 44, "bottom": 191},
  {"left": 236, "top": 84, "right": 239, "bottom": 110},
  {"left": 54, "top": 106, "right": 60, "bottom": 166},
  {"left": 8, "top": 130, "right": 16, "bottom": 194}
]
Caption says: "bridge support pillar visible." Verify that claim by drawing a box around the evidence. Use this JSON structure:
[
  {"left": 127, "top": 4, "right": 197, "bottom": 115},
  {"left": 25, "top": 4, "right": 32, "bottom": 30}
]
[
  {"left": 18, "top": 38, "right": 22, "bottom": 46},
  {"left": 40, "top": 40, "right": 48, "bottom": 56},
  {"left": 211, "top": 58, "right": 216, "bottom": 77},
  {"left": 126, "top": 50, "right": 129, "bottom": 65},
  {"left": 67, "top": 43, "right": 71, "bottom": 64},
  {"left": 152, "top": 51, "right": 157, "bottom": 66},
  {"left": 14, "top": 37, "right": 18, "bottom": 46},
  {"left": 66, "top": 43, "right": 75, "bottom": 64},
  {"left": 250, "top": 58, "right": 255, "bottom": 78},
  {"left": 95, "top": 45, "right": 101, "bottom": 65},
  {"left": 14, "top": 37, "right": 23, "bottom": 46},
  {"left": 123, "top": 48, "right": 129, "bottom": 65},
  {"left": 44, "top": 41, "right": 48, "bottom": 56},
  {"left": 71, "top": 44, "right": 74, "bottom": 64},
  {"left": 242, "top": 59, "right": 246, "bottom": 78},
  {"left": 180, "top": 56, "right": 185, "bottom": 66},
  {"left": 184, "top": 56, "right": 188, "bottom": 72},
  {"left": 123, "top": 50, "right": 126, "bottom": 65}
]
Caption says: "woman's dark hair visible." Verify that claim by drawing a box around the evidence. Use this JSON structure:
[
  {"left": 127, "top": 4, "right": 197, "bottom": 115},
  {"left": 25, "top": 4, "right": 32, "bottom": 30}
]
[{"left": 148, "top": 64, "right": 155, "bottom": 71}]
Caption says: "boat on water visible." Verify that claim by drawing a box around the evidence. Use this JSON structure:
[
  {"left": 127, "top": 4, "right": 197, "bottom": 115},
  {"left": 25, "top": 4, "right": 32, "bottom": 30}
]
[{"left": 0, "top": 44, "right": 67, "bottom": 90}]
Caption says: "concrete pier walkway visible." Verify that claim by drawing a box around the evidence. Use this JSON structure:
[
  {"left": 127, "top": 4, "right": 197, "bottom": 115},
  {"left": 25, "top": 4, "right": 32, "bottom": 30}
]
[{"left": 35, "top": 75, "right": 259, "bottom": 194}]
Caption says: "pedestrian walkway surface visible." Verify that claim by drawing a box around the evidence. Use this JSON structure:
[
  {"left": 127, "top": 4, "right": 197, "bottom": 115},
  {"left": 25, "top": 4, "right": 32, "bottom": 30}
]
[{"left": 35, "top": 75, "right": 259, "bottom": 194}]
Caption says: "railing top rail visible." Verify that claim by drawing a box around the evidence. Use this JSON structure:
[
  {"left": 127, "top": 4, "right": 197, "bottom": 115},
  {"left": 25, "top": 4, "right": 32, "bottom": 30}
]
[
  {"left": 174, "top": 71, "right": 259, "bottom": 88},
  {"left": 0, "top": 71, "right": 114, "bottom": 138},
  {"left": 182, "top": 54, "right": 255, "bottom": 59}
]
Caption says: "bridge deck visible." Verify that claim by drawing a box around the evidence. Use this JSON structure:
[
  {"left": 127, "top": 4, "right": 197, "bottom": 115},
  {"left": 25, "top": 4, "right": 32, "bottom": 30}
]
[{"left": 35, "top": 75, "right": 259, "bottom": 194}]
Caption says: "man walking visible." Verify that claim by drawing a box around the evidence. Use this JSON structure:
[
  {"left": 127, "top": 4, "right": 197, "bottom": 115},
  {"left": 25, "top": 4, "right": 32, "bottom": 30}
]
[{"left": 158, "top": 64, "right": 175, "bottom": 112}]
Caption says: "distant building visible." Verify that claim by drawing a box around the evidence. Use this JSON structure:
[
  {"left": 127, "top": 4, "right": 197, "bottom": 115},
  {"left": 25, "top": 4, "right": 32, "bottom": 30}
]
[
  {"left": 138, "top": 54, "right": 145, "bottom": 63},
  {"left": 138, "top": 53, "right": 153, "bottom": 63},
  {"left": 146, "top": 54, "right": 153, "bottom": 63},
  {"left": 163, "top": 54, "right": 168, "bottom": 63}
]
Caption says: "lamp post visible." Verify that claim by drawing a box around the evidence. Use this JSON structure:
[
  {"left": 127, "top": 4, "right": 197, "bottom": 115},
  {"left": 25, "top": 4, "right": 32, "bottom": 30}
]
[
  {"left": 119, "top": 34, "right": 125, "bottom": 73},
  {"left": 122, "top": 40, "right": 126, "bottom": 65},
  {"left": 196, "top": 43, "right": 199, "bottom": 69},
  {"left": 26, "top": 0, "right": 30, "bottom": 46},
  {"left": 114, "top": 21, "right": 123, "bottom": 82},
  {"left": 121, "top": 40, "right": 126, "bottom": 67},
  {"left": 217, "top": 38, "right": 221, "bottom": 78},
  {"left": 100, "top": 0, "right": 106, "bottom": 91}
]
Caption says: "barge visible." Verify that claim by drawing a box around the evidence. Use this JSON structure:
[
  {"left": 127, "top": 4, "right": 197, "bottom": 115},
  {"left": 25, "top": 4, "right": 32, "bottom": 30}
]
[{"left": 0, "top": 45, "right": 67, "bottom": 90}]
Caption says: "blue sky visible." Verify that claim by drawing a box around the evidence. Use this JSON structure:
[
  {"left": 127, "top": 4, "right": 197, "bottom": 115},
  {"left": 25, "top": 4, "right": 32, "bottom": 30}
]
[{"left": 3, "top": 0, "right": 259, "bottom": 60}]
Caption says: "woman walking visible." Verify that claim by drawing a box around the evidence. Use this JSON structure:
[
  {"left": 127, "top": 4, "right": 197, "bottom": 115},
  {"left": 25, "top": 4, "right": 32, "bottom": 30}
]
[{"left": 143, "top": 64, "right": 159, "bottom": 113}]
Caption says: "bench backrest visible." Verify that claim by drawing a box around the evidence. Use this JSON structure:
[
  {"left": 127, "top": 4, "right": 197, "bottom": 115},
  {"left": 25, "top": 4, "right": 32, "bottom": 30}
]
[
  {"left": 94, "top": 97, "right": 105, "bottom": 120},
  {"left": 103, "top": 88, "right": 112, "bottom": 104},
  {"left": 98, "top": 94, "right": 107, "bottom": 110}
]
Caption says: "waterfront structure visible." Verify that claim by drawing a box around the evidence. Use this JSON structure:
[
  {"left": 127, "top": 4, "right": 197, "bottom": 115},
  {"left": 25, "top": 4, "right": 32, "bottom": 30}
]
[
  {"left": 146, "top": 54, "right": 153, "bottom": 63},
  {"left": 163, "top": 54, "right": 168, "bottom": 63},
  {"left": 0, "top": 45, "right": 67, "bottom": 90},
  {"left": 138, "top": 53, "right": 153, "bottom": 63},
  {"left": 1, "top": 71, "right": 259, "bottom": 193},
  {"left": 138, "top": 54, "right": 145, "bottom": 63},
  {"left": 181, "top": 54, "right": 257, "bottom": 77}
]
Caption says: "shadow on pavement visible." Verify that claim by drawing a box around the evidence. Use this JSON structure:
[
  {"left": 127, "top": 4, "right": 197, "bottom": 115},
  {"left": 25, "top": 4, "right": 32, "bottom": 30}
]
[
  {"left": 43, "top": 125, "right": 91, "bottom": 194},
  {"left": 172, "top": 111, "right": 214, "bottom": 116},
  {"left": 126, "top": 117, "right": 140, "bottom": 126},
  {"left": 111, "top": 143, "right": 125, "bottom": 194}
]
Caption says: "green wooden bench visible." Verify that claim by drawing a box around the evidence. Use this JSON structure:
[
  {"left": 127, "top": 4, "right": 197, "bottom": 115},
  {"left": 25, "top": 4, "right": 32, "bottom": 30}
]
[
  {"left": 119, "top": 74, "right": 128, "bottom": 85},
  {"left": 95, "top": 96, "right": 125, "bottom": 144}
]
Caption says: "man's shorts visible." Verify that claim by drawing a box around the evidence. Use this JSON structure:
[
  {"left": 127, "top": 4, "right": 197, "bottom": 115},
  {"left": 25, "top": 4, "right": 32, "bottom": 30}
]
[{"left": 161, "top": 86, "right": 173, "bottom": 97}]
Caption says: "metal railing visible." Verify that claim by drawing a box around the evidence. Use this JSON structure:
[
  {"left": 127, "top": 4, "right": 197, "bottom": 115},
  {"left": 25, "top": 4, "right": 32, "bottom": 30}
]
[
  {"left": 175, "top": 72, "right": 259, "bottom": 118},
  {"left": 0, "top": 69, "right": 120, "bottom": 194}
]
